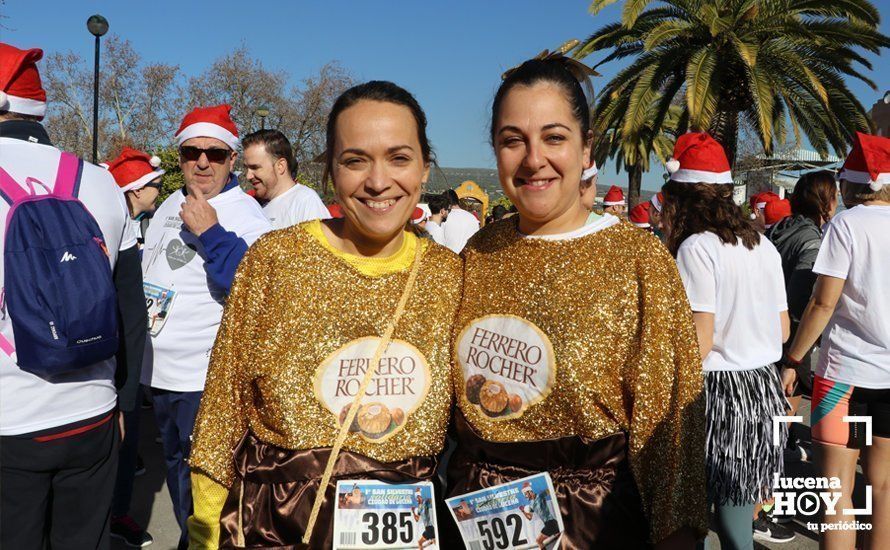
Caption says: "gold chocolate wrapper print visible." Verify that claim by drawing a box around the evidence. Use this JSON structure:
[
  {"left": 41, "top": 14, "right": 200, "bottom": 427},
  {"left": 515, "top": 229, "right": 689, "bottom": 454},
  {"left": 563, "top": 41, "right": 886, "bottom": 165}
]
[
  {"left": 315, "top": 337, "right": 431, "bottom": 443},
  {"left": 457, "top": 314, "right": 556, "bottom": 421}
]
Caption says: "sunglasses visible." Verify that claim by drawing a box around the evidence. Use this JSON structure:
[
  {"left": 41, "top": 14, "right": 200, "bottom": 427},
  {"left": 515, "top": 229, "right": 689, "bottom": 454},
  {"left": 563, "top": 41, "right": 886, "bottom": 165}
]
[{"left": 179, "top": 146, "right": 231, "bottom": 163}]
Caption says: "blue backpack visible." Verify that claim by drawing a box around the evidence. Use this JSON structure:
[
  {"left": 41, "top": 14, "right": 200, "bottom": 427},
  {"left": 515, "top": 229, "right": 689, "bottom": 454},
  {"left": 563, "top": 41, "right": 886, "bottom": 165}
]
[{"left": 0, "top": 152, "right": 119, "bottom": 376}]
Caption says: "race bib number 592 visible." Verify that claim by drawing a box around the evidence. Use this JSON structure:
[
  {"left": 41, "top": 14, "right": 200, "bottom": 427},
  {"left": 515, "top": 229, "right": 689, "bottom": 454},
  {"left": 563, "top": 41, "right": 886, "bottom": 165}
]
[{"left": 446, "top": 473, "right": 564, "bottom": 550}]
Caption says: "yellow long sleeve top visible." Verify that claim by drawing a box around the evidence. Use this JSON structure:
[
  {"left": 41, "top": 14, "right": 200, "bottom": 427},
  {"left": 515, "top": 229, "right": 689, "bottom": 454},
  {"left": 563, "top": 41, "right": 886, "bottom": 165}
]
[
  {"left": 188, "top": 221, "right": 461, "bottom": 548},
  {"left": 452, "top": 217, "right": 708, "bottom": 543}
]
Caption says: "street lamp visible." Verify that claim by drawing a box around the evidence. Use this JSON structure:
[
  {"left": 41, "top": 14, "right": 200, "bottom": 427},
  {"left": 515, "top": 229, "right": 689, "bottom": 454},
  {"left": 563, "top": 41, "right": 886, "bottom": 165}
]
[
  {"left": 883, "top": 90, "right": 890, "bottom": 105},
  {"left": 256, "top": 105, "right": 270, "bottom": 130},
  {"left": 87, "top": 14, "right": 109, "bottom": 164}
]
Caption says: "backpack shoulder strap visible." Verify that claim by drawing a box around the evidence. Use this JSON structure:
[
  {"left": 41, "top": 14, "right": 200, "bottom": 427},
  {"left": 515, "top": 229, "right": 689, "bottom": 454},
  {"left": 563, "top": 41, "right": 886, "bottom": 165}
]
[
  {"left": 53, "top": 152, "right": 85, "bottom": 199},
  {"left": 0, "top": 165, "right": 29, "bottom": 206}
]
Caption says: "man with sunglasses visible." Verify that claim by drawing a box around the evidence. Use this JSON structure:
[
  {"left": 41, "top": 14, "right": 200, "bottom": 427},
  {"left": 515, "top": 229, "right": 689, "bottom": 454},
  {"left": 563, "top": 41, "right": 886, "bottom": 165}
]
[{"left": 140, "top": 104, "right": 270, "bottom": 549}]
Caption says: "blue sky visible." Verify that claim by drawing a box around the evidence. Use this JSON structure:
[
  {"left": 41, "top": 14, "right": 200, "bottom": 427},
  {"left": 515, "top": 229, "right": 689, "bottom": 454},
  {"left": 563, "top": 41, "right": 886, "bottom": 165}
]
[{"left": 3, "top": 0, "right": 888, "bottom": 190}]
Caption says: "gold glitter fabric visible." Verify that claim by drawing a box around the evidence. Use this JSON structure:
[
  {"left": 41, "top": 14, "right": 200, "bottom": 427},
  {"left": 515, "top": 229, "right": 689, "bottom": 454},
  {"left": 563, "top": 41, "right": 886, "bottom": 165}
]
[
  {"left": 190, "top": 222, "right": 462, "bottom": 488},
  {"left": 453, "top": 217, "right": 708, "bottom": 543}
]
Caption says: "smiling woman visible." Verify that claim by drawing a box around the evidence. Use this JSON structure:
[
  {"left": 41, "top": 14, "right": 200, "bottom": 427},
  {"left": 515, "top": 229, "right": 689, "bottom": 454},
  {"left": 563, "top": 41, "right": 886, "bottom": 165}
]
[
  {"left": 321, "top": 81, "right": 433, "bottom": 257},
  {"left": 187, "top": 81, "right": 463, "bottom": 549},
  {"left": 447, "top": 57, "right": 708, "bottom": 549}
]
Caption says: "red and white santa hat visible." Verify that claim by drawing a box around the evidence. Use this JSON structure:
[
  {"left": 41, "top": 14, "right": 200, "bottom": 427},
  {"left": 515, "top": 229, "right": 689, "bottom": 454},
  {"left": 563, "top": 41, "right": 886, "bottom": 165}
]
[
  {"left": 649, "top": 192, "right": 665, "bottom": 212},
  {"left": 602, "top": 185, "right": 625, "bottom": 206},
  {"left": 581, "top": 161, "right": 598, "bottom": 181},
  {"left": 764, "top": 199, "right": 791, "bottom": 228},
  {"left": 665, "top": 132, "right": 732, "bottom": 184},
  {"left": 749, "top": 191, "right": 781, "bottom": 212},
  {"left": 0, "top": 43, "right": 47, "bottom": 119},
  {"left": 175, "top": 104, "right": 240, "bottom": 150},
  {"left": 522, "top": 482, "right": 533, "bottom": 494},
  {"left": 839, "top": 132, "right": 890, "bottom": 192},
  {"left": 413, "top": 204, "right": 431, "bottom": 224},
  {"left": 629, "top": 202, "right": 651, "bottom": 228},
  {"left": 105, "top": 147, "right": 165, "bottom": 193},
  {"left": 327, "top": 203, "right": 344, "bottom": 219}
]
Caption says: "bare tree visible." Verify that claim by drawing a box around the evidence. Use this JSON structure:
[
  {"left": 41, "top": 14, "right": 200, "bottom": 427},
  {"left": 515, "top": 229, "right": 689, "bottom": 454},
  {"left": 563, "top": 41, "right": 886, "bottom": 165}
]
[
  {"left": 42, "top": 35, "right": 180, "bottom": 160},
  {"left": 186, "top": 46, "right": 289, "bottom": 134},
  {"left": 187, "top": 48, "right": 353, "bottom": 188},
  {"left": 287, "top": 62, "right": 354, "bottom": 166}
]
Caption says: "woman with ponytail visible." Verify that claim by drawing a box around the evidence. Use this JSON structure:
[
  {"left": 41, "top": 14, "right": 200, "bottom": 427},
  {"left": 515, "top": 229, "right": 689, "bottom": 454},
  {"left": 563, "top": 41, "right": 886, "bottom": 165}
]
[{"left": 448, "top": 53, "right": 707, "bottom": 549}]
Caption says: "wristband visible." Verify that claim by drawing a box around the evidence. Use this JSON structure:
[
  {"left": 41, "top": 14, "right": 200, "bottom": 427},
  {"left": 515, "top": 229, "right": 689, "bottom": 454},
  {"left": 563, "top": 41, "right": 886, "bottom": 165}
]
[{"left": 783, "top": 354, "right": 802, "bottom": 367}]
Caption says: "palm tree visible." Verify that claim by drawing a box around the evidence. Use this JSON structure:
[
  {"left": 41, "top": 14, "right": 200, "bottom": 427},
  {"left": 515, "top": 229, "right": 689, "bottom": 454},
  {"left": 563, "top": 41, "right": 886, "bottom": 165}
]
[
  {"left": 576, "top": 0, "right": 890, "bottom": 166},
  {"left": 594, "top": 91, "right": 679, "bottom": 206}
]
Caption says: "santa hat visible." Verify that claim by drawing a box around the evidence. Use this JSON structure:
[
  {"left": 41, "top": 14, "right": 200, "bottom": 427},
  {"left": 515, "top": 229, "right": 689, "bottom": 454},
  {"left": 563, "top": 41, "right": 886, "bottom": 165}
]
[
  {"left": 411, "top": 206, "right": 428, "bottom": 224},
  {"left": 175, "top": 104, "right": 239, "bottom": 150},
  {"left": 764, "top": 199, "right": 792, "bottom": 228},
  {"left": 327, "top": 203, "right": 344, "bottom": 218},
  {"left": 649, "top": 192, "right": 665, "bottom": 212},
  {"left": 749, "top": 191, "right": 781, "bottom": 212},
  {"left": 581, "top": 161, "right": 598, "bottom": 181},
  {"left": 0, "top": 43, "right": 47, "bottom": 119},
  {"left": 602, "top": 185, "right": 626, "bottom": 206},
  {"left": 413, "top": 204, "right": 431, "bottom": 224},
  {"left": 105, "top": 147, "right": 165, "bottom": 193},
  {"left": 838, "top": 132, "right": 890, "bottom": 192},
  {"left": 665, "top": 132, "right": 733, "bottom": 184},
  {"left": 521, "top": 482, "right": 533, "bottom": 493},
  {"left": 629, "top": 202, "right": 651, "bottom": 228}
]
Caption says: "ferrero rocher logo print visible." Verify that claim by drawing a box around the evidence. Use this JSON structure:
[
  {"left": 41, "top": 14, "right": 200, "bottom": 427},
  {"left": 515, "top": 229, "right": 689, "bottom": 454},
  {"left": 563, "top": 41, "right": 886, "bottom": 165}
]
[
  {"left": 457, "top": 315, "right": 556, "bottom": 420},
  {"left": 314, "top": 337, "right": 431, "bottom": 443}
]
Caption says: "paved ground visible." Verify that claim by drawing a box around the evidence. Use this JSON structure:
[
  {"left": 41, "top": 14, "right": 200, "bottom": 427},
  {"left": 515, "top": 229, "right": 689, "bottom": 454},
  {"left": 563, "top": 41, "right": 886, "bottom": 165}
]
[{"left": 121, "top": 400, "right": 848, "bottom": 549}]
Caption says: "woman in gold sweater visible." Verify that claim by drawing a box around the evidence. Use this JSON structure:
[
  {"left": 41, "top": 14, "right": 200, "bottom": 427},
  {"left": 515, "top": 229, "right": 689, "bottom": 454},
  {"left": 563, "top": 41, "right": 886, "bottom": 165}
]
[
  {"left": 187, "top": 81, "right": 461, "bottom": 548},
  {"left": 447, "top": 57, "right": 708, "bottom": 548}
]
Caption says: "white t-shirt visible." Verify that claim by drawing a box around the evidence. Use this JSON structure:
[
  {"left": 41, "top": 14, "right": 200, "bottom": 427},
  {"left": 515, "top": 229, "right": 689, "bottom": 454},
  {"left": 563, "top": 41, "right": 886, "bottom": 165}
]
[
  {"left": 676, "top": 232, "right": 787, "bottom": 372},
  {"left": 443, "top": 207, "right": 480, "bottom": 253},
  {"left": 261, "top": 183, "right": 330, "bottom": 229},
  {"left": 141, "top": 185, "right": 270, "bottom": 391},
  {"left": 0, "top": 138, "right": 136, "bottom": 435},
  {"left": 426, "top": 220, "right": 445, "bottom": 245},
  {"left": 522, "top": 212, "right": 620, "bottom": 241},
  {"left": 813, "top": 205, "right": 890, "bottom": 388}
]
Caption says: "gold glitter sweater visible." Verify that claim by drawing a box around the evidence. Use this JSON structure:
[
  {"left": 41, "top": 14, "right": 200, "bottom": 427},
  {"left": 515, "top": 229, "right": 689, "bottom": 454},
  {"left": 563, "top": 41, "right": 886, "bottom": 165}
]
[
  {"left": 453, "top": 217, "right": 707, "bottom": 543},
  {"left": 187, "top": 221, "right": 461, "bottom": 546},
  {"left": 191, "top": 220, "right": 461, "bottom": 483}
]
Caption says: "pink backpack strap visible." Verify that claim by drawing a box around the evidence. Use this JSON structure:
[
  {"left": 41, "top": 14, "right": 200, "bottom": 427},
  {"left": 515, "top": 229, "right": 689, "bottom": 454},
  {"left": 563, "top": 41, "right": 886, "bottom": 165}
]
[
  {"left": 0, "top": 332, "right": 14, "bottom": 358},
  {"left": 0, "top": 165, "right": 29, "bottom": 205},
  {"left": 52, "top": 152, "right": 83, "bottom": 199}
]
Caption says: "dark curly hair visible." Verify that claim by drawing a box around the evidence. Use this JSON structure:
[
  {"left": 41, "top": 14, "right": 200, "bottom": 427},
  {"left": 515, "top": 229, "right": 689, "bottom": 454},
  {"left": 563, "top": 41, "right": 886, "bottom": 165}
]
[
  {"left": 662, "top": 180, "right": 760, "bottom": 256},
  {"left": 789, "top": 170, "right": 836, "bottom": 227}
]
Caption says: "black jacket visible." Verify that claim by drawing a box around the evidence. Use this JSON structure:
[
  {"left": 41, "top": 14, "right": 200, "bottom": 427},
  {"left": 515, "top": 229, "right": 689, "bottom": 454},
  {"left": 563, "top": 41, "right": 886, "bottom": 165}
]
[{"left": 765, "top": 215, "right": 822, "bottom": 323}]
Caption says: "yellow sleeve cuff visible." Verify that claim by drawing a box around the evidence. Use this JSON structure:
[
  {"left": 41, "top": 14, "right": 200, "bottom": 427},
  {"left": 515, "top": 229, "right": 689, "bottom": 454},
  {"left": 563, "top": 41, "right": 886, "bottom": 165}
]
[{"left": 188, "top": 472, "right": 229, "bottom": 549}]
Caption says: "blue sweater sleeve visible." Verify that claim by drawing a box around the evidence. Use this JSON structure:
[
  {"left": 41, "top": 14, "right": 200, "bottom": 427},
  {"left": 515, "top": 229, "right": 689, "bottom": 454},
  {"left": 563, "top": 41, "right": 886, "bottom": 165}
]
[{"left": 198, "top": 223, "right": 248, "bottom": 294}]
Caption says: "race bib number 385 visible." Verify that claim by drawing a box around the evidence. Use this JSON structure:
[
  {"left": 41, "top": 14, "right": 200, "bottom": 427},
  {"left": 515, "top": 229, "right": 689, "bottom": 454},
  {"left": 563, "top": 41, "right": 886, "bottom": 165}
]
[
  {"left": 457, "top": 315, "right": 555, "bottom": 420},
  {"left": 314, "top": 337, "right": 431, "bottom": 442},
  {"left": 334, "top": 480, "right": 439, "bottom": 550}
]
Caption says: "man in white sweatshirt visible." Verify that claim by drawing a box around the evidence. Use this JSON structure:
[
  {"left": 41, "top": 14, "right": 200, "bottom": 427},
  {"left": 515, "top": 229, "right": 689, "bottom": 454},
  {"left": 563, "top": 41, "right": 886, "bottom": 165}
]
[
  {"left": 442, "top": 189, "right": 479, "bottom": 253},
  {"left": 242, "top": 129, "right": 329, "bottom": 229},
  {"left": 140, "top": 104, "right": 270, "bottom": 549}
]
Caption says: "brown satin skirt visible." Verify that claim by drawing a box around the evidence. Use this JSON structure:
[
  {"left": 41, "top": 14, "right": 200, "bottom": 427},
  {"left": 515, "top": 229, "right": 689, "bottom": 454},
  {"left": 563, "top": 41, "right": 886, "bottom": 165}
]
[
  {"left": 447, "top": 412, "right": 652, "bottom": 549},
  {"left": 219, "top": 432, "right": 438, "bottom": 549}
]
